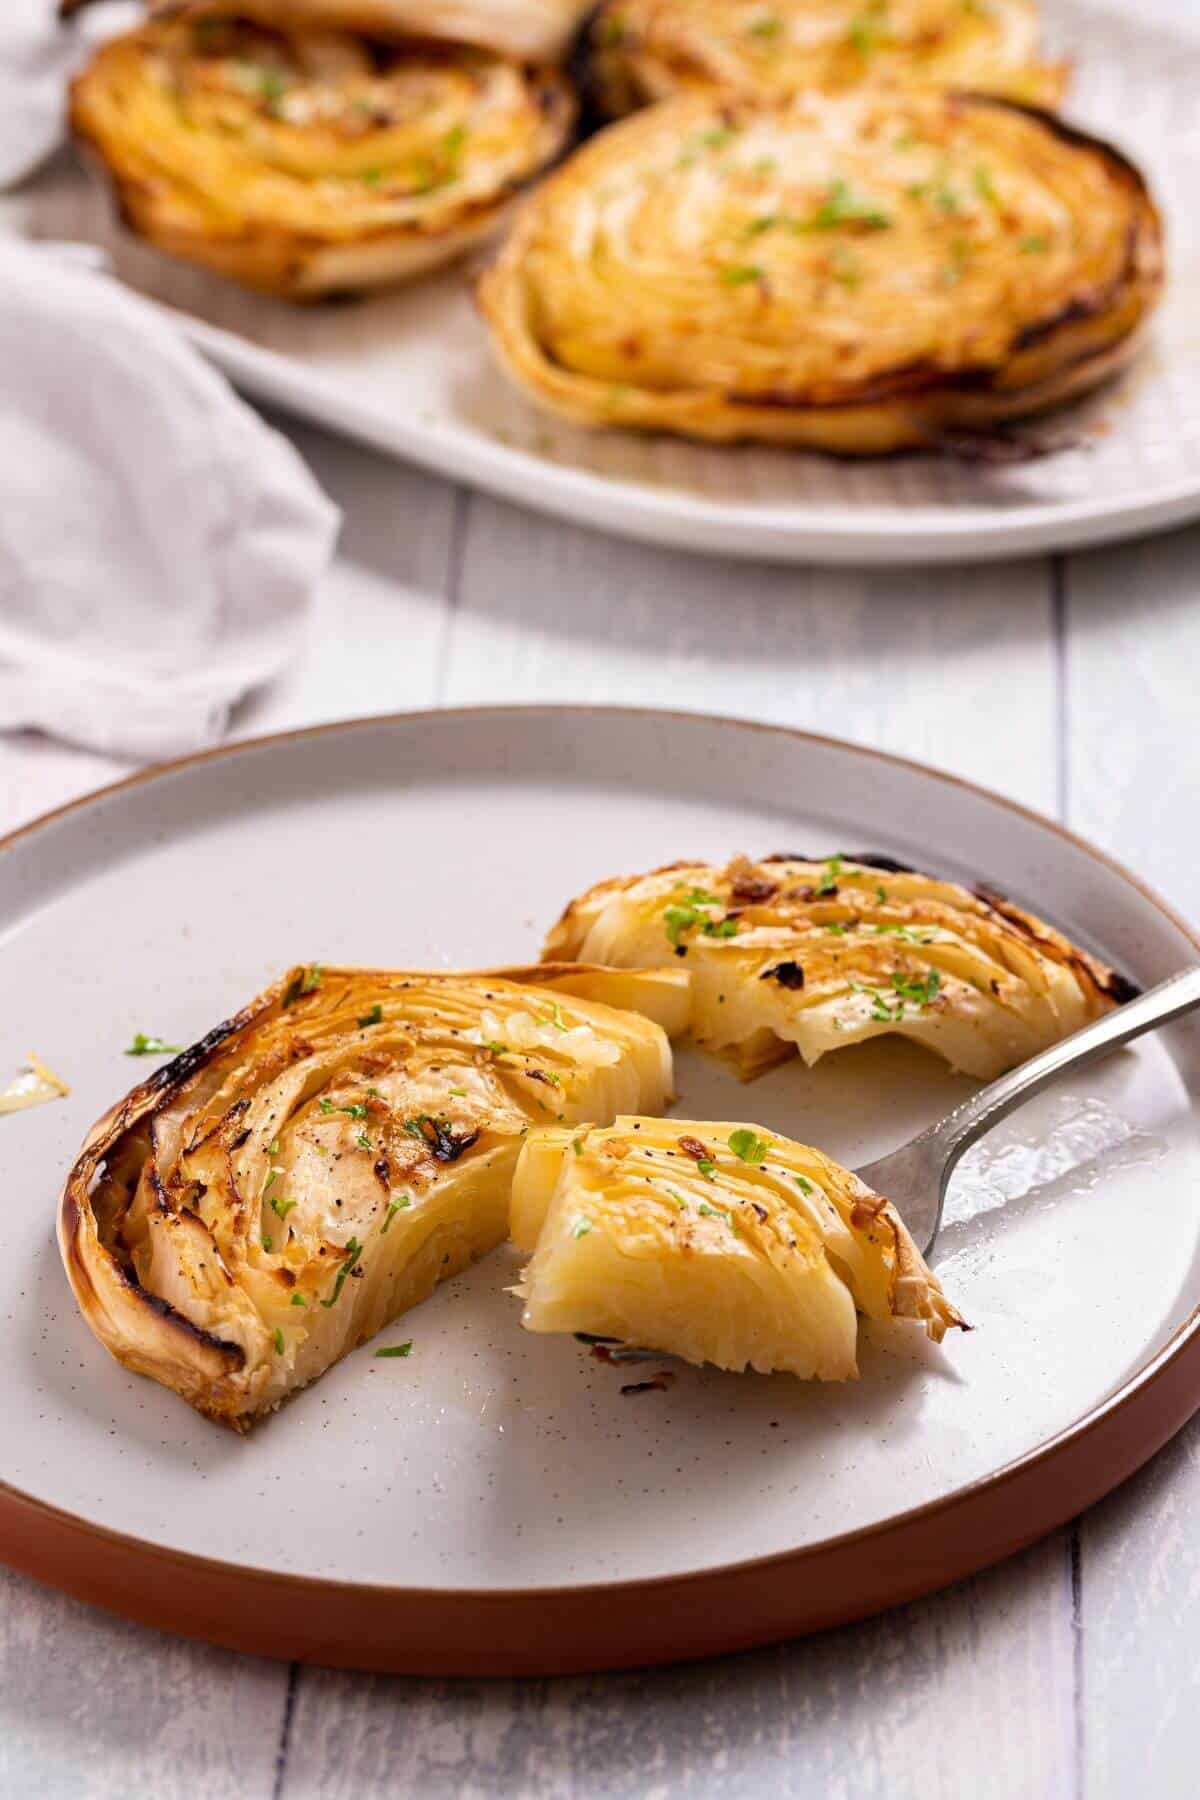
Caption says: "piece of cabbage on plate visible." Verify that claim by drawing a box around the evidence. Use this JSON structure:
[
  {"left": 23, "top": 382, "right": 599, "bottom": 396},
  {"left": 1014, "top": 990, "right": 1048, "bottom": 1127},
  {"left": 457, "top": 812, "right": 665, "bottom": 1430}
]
[
  {"left": 544, "top": 852, "right": 1135, "bottom": 1080},
  {"left": 60, "top": 962, "right": 687, "bottom": 1430},
  {"left": 511, "top": 1117, "right": 964, "bottom": 1379}
]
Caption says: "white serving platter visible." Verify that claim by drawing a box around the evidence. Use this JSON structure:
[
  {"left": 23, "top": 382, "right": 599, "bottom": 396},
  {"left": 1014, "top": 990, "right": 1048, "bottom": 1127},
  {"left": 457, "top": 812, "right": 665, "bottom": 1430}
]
[
  {"left": 3, "top": 0, "right": 1199, "bottom": 564},
  {"left": 1, "top": 707, "right": 1199, "bottom": 1673}
]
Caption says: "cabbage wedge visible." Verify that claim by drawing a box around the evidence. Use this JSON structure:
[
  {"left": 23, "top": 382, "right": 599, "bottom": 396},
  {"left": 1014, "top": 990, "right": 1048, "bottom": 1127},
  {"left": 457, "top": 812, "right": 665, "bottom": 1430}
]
[
  {"left": 70, "top": 6, "right": 576, "bottom": 299},
  {"left": 545, "top": 853, "right": 1135, "bottom": 1081},
  {"left": 511, "top": 1117, "right": 964, "bottom": 1378},
  {"left": 60, "top": 962, "right": 686, "bottom": 1430},
  {"left": 480, "top": 87, "right": 1163, "bottom": 451},
  {"left": 581, "top": 0, "right": 1066, "bottom": 118},
  {"left": 65, "top": 0, "right": 591, "bottom": 63}
]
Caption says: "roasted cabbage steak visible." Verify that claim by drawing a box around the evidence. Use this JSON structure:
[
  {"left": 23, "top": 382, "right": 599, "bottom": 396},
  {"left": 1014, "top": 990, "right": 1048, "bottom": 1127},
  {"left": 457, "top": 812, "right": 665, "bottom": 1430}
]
[
  {"left": 59, "top": 963, "right": 686, "bottom": 1429},
  {"left": 544, "top": 853, "right": 1135, "bottom": 1079},
  {"left": 70, "top": 6, "right": 576, "bottom": 299},
  {"left": 580, "top": 0, "right": 1065, "bottom": 117},
  {"left": 511, "top": 1116, "right": 964, "bottom": 1378},
  {"left": 479, "top": 87, "right": 1163, "bottom": 451}
]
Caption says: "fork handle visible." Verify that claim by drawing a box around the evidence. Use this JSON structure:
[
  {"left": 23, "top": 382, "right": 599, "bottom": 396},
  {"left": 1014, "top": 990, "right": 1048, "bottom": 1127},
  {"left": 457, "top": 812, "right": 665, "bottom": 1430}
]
[{"left": 929, "top": 966, "right": 1200, "bottom": 1179}]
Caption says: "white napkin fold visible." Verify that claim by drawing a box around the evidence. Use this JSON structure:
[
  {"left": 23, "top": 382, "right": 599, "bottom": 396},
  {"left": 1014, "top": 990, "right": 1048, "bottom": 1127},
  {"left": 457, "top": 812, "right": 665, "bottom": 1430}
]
[
  {"left": 0, "top": 238, "right": 341, "bottom": 760},
  {"left": 0, "top": 1, "right": 138, "bottom": 191}
]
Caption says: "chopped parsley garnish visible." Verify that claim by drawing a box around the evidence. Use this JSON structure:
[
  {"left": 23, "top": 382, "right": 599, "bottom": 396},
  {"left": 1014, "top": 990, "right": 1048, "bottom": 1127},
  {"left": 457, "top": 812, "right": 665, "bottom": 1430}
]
[
  {"left": 831, "top": 248, "right": 862, "bottom": 290},
  {"left": 572, "top": 1136, "right": 586, "bottom": 1156},
  {"left": 698, "top": 1201, "right": 731, "bottom": 1222},
  {"left": 282, "top": 964, "right": 322, "bottom": 1009},
  {"left": 665, "top": 1187, "right": 689, "bottom": 1210},
  {"left": 1020, "top": 234, "right": 1051, "bottom": 253},
  {"left": 720, "top": 264, "right": 763, "bottom": 287},
  {"left": 262, "top": 1235, "right": 273, "bottom": 1252},
  {"left": 382, "top": 1197, "right": 411, "bottom": 1233},
  {"left": 258, "top": 68, "right": 285, "bottom": 102},
  {"left": 813, "top": 855, "right": 844, "bottom": 895},
  {"left": 273, "top": 1327, "right": 285, "bottom": 1355},
  {"left": 871, "top": 924, "right": 937, "bottom": 944},
  {"left": 269, "top": 1193, "right": 297, "bottom": 1221},
  {"left": 264, "top": 1170, "right": 278, "bottom": 1194},
  {"left": 268, "top": 1138, "right": 280, "bottom": 1156},
  {"left": 850, "top": 978, "right": 904, "bottom": 1022},
  {"left": 823, "top": 922, "right": 851, "bottom": 935},
  {"left": 545, "top": 1002, "right": 569, "bottom": 1032},
  {"left": 355, "top": 1130, "right": 372, "bottom": 1152},
  {"left": 847, "top": 9, "right": 888, "bottom": 56},
  {"left": 795, "top": 1174, "right": 814, "bottom": 1194},
  {"left": 126, "top": 1034, "right": 182, "bottom": 1056},
  {"left": 876, "top": 885, "right": 888, "bottom": 902},
  {"left": 375, "top": 1341, "right": 413, "bottom": 1358},
  {"left": 742, "top": 213, "right": 782, "bottom": 240},
  {"left": 290, "top": 1293, "right": 307, "bottom": 1306},
  {"left": 702, "top": 126, "right": 736, "bottom": 151},
  {"left": 891, "top": 968, "right": 942, "bottom": 1006},
  {"left": 806, "top": 181, "right": 891, "bottom": 232},
  {"left": 319, "top": 1098, "right": 367, "bottom": 1120},
  {"left": 973, "top": 163, "right": 1000, "bottom": 209},
  {"left": 664, "top": 887, "right": 733, "bottom": 948},
  {"left": 357, "top": 1004, "right": 383, "bottom": 1027},
  {"left": 448, "top": 1086, "right": 467, "bottom": 1098},
  {"left": 321, "top": 1237, "right": 363, "bottom": 1307},
  {"left": 481, "top": 1039, "right": 510, "bottom": 1057},
  {"left": 748, "top": 14, "right": 783, "bottom": 38},
  {"left": 695, "top": 1157, "right": 716, "bottom": 1180},
  {"left": 728, "top": 1128, "right": 771, "bottom": 1165},
  {"left": 361, "top": 169, "right": 383, "bottom": 187},
  {"left": 572, "top": 1218, "right": 593, "bottom": 1239}
]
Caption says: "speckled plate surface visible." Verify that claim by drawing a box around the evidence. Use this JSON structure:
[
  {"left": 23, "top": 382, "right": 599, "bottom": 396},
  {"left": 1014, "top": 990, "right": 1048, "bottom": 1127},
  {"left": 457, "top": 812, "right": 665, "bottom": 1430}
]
[
  {"left": 2, "top": 707, "right": 1200, "bottom": 1673},
  {"left": 4, "top": 0, "right": 1199, "bottom": 564}
]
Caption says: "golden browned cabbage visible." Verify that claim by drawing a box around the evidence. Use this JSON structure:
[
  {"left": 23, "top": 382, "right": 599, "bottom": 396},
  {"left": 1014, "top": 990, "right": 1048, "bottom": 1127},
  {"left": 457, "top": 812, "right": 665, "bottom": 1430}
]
[
  {"left": 69, "top": 7, "right": 576, "bottom": 299},
  {"left": 65, "top": 0, "right": 592, "bottom": 63},
  {"left": 479, "top": 88, "right": 1163, "bottom": 451},
  {"left": 511, "top": 1116, "right": 964, "bottom": 1378},
  {"left": 59, "top": 962, "right": 687, "bottom": 1429},
  {"left": 581, "top": 0, "right": 1065, "bottom": 118},
  {"left": 544, "top": 853, "right": 1134, "bottom": 1079}
]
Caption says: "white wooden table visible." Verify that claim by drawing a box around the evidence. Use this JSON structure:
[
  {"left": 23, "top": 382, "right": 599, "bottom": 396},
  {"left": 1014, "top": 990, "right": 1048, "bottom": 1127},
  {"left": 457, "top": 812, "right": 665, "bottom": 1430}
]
[{"left": 1, "top": 408, "right": 1197, "bottom": 1797}]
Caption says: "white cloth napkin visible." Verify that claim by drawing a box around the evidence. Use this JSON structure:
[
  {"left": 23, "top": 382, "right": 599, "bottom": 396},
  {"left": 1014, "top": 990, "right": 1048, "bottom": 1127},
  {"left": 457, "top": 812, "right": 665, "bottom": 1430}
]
[
  {"left": 0, "top": 1, "right": 139, "bottom": 191},
  {"left": 0, "top": 238, "right": 341, "bottom": 760}
]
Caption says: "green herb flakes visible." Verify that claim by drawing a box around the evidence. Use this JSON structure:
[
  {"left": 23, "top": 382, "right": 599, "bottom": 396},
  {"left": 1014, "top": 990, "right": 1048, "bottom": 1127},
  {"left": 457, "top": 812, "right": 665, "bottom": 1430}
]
[
  {"left": 126, "top": 1034, "right": 182, "bottom": 1056},
  {"left": 282, "top": 964, "right": 322, "bottom": 1009},
  {"left": 728, "top": 1128, "right": 771, "bottom": 1165},
  {"left": 321, "top": 1237, "right": 363, "bottom": 1308}
]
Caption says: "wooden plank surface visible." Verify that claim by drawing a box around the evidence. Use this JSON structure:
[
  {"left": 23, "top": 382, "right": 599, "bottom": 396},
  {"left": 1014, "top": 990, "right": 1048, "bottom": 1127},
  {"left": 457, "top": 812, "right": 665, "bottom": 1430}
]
[{"left": 1062, "top": 519, "right": 1200, "bottom": 1800}]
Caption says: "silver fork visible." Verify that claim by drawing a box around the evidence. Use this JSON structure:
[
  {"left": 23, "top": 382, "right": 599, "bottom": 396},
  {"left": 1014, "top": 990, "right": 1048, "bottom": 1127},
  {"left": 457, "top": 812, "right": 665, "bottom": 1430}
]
[{"left": 855, "top": 967, "right": 1200, "bottom": 1258}]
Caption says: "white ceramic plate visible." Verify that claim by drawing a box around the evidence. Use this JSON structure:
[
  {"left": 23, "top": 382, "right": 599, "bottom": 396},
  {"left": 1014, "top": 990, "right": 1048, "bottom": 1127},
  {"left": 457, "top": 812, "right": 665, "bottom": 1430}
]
[
  {"left": 4, "top": 0, "right": 1199, "bottom": 564},
  {"left": 2, "top": 707, "right": 1199, "bottom": 1673}
]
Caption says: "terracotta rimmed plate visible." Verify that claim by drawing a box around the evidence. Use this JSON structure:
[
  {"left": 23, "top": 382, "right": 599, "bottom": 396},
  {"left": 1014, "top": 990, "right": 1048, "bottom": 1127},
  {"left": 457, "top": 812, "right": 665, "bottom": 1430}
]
[
  {"left": 2, "top": 706, "right": 1199, "bottom": 1675},
  {"left": 3, "top": 0, "right": 1199, "bottom": 565}
]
